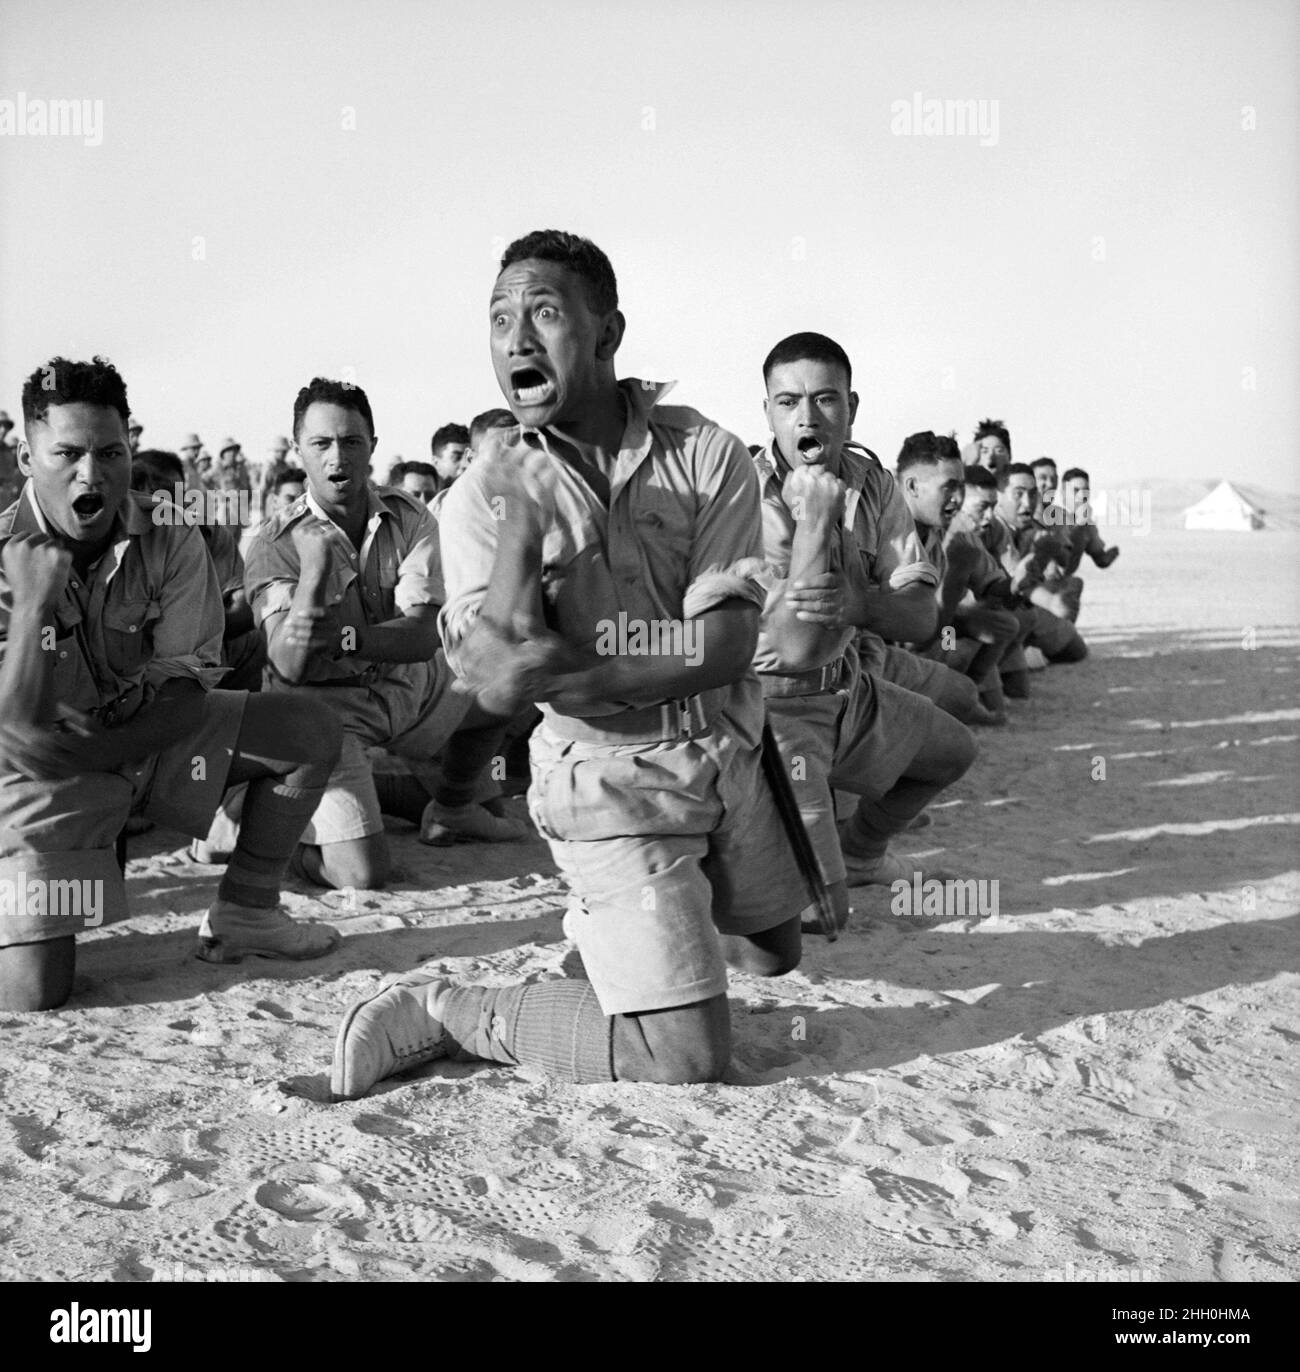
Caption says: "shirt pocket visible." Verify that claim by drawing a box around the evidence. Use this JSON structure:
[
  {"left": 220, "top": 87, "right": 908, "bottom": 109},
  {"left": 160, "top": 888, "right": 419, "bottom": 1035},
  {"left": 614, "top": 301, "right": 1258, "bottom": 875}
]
[{"left": 102, "top": 597, "right": 162, "bottom": 677}]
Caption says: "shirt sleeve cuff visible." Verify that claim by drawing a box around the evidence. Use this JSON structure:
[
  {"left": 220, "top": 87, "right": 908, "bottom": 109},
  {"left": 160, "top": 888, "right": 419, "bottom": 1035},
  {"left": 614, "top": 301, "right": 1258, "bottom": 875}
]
[
  {"left": 887, "top": 563, "right": 941, "bottom": 591},
  {"left": 145, "top": 658, "right": 228, "bottom": 692},
  {"left": 683, "top": 559, "right": 767, "bottom": 618}
]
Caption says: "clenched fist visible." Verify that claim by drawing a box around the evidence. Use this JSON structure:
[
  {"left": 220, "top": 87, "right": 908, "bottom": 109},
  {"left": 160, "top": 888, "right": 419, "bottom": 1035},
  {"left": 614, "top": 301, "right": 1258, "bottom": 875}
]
[
  {"left": 290, "top": 520, "right": 336, "bottom": 578},
  {"left": 2, "top": 533, "right": 71, "bottom": 611},
  {"left": 474, "top": 432, "right": 558, "bottom": 537},
  {"left": 785, "top": 464, "right": 846, "bottom": 526}
]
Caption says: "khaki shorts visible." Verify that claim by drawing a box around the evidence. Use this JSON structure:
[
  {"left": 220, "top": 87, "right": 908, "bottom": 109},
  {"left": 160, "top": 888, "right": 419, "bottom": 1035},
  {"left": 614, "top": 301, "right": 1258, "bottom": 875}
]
[
  {"left": 300, "top": 651, "right": 471, "bottom": 846},
  {"left": 526, "top": 691, "right": 807, "bottom": 1016},
  {"left": 765, "top": 670, "right": 937, "bottom": 886},
  {"left": 881, "top": 644, "right": 978, "bottom": 719},
  {"left": 0, "top": 689, "right": 247, "bottom": 946}
]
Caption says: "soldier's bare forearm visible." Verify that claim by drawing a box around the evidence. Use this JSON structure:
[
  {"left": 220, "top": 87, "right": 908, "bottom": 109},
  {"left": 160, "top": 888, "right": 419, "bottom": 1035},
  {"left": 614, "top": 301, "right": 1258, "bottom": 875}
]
[
  {"left": 767, "top": 514, "right": 841, "bottom": 669},
  {"left": 267, "top": 563, "right": 333, "bottom": 682},
  {"left": 544, "top": 601, "right": 759, "bottom": 709},
  {"left": 0, "top": 602, "right": 57, "bottom": 725},
  {"left": 352, "top": 609, "right": 440, "bottom": 663},
  {"left": 857, "top": 582, "right": 938, "bottom": 644},
  {"left": 479, "top": 523, "right": 545, "bottom": 639}
]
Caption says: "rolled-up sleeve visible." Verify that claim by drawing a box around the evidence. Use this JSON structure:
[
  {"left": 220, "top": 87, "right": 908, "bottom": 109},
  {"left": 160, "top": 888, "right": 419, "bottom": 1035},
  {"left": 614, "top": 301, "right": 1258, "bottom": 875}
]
[
  {"left": 145, "top": 524, "right": 227, "bottom": 690},
  {"left": 244, "top": 528, "right": 303, "bottom": 626},
  {"left": 437, "top": 470, "right": 501, "bottom": 672},
  {"left": 681, "top": 427, "right": 766, "bottom": 617},
  {"left": 871, "top": 474, "right": 940, "bottom": 591},
  {"left": 394, "top": 506, "right": 442, "bottom": 614}
]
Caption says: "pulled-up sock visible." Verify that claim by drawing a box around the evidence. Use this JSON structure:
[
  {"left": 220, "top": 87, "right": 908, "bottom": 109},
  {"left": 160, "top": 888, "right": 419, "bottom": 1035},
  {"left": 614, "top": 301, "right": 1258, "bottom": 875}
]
[{"left": 440, "top": 980, "right": 615, "bottom": 1083}]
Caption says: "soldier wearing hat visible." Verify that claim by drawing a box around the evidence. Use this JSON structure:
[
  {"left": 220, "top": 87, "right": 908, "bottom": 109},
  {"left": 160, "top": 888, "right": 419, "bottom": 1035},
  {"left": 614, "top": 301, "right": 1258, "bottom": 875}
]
[
  {"left": 215, "top": 437, "right": 252, "bottom": 501},
  {"left": 127, "top": 417, "right": 143, "bottom": 455},
  {"left": 177, "top": 433, "right": 204, "bottom": 491}
]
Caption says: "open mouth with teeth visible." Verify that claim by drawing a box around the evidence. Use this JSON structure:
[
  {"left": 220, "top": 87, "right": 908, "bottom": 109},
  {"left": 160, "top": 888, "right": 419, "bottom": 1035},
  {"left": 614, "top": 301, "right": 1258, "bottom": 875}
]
[
  {"left": 796, "top": 435, "right": 826, "bottom": 462},
  {"left": 511, "top": 367, "right": 556, "bottom": 407},
  {"left": 71, "top": 492, "right": 106, "bottom": 521}
]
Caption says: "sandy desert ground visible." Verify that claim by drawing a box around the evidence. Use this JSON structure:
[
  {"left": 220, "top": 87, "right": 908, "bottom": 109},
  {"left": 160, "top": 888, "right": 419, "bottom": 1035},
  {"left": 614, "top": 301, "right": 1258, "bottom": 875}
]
[{"left": 1, "top": 528, "right": 1296, "bottom": 1284}]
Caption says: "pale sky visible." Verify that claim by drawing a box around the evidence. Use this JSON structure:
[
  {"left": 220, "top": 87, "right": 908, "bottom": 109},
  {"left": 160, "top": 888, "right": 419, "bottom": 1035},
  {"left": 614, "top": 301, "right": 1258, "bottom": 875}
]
[{"left": 2, "top": 0, "right": 1297, "bottom": 494}]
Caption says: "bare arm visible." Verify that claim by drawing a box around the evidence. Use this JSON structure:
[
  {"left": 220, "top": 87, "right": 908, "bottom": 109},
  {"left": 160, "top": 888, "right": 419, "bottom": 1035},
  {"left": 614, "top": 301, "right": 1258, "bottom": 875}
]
[
  {"left": 0, "top": 534, "right": 67, "bottom": 725},
  {"left": 762, "top": 466, "right": 847, "bottom": 673},
  {"left": 855, "top": 580, "right": 938, "bottom": 644},
  {"left": 350, "top": 604, "right": 441, "bottom": 663},
  {"left": 264, "top": 542, "right": 334, "bottom": 685},
  {"left": 541, "top": 600, "right": 758, "bottom": 713}
]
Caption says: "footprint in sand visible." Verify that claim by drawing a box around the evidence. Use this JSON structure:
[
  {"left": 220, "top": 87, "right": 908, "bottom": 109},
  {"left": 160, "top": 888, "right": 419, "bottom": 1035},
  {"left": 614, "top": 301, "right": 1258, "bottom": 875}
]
[
  {"left": 2, "top": 1111, "right": 62, "bottom": 1162},
  {"left": 232, "top": 1121, "right": 368, "bottom": 1172},
  {"left": 253, "top": 1162, "right": 368, "bottom": 1221},
  {"left": 960, "top": 1158, "right": 1029, "bottom": 1190},
  {"left": 350, "top": 1112, "right": 419, "bottom": 1139},
  {"left": 648, "top": 1231, "right": 787, "bottom": 1282},
  {"left": 693, "top": 1134, "right": 848, "bottom": 1199}
]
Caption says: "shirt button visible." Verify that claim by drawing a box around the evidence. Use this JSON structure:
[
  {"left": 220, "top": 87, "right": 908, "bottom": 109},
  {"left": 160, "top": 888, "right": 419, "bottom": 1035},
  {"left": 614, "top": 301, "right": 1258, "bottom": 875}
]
[
  {"left": 59, "top": 651, "right": 67, "bottom": 659},
  {"left": 128, "top": 625, "right": 138, "bottom": 633}
]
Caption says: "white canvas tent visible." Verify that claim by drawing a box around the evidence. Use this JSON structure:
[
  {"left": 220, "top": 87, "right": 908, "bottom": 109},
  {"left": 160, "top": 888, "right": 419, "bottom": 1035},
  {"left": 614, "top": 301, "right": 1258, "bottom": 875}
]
[{"left": 1183, "top": 481, "right": 1265, "bottom": 531}]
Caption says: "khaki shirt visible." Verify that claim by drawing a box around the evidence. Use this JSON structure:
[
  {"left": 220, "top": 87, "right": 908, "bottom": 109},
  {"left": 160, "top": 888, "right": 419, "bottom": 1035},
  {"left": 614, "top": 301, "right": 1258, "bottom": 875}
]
[
  {"left": 748, "top": 441, "right": 938, "bottom": 674},
  {"left": 936, "top": 525, "right": 1006, "bottom": 601},
  {"left": 987, "top": 509, "right": 1035, "bottom": 577},
  {"left": 438, "top": 379, "right": 766, "bottom": 721},
  {"left": 201, "top": 522, "right": 245, "bottom": 601},
  {"left": 0, "top": 484, "right": 226, "bottom": 724},
  {"left": 245, "top": 483, "right": 441, "bottom": 703}
]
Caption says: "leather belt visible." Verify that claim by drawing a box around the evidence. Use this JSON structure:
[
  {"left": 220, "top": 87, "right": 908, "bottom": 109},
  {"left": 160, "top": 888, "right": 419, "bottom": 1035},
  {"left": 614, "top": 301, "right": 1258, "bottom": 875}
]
[
  {"left": 303, "top": 666, "right": 381, "bottom": 689},
  {"left": 759, "top": 655, "right": 849, "bottom": 698},
  {"left": 542, "top": 694, "right": 713, "bottom": 744}
]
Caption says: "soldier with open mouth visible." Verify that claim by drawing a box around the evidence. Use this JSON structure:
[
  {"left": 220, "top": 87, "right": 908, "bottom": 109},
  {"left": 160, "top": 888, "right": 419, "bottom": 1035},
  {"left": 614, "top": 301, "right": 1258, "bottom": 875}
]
[
  {"left": 330, "top": 230, "right": 809, "bottom": 1098},
  {"left": 0, "top": 356, "right": 346, "bottom": 1009}
]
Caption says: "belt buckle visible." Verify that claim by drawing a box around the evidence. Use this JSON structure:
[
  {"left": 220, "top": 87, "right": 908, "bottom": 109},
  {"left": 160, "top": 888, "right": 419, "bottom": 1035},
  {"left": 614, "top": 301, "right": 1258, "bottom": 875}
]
[{"left": 664, "top": 696, "right": 703, "bottom": 740}]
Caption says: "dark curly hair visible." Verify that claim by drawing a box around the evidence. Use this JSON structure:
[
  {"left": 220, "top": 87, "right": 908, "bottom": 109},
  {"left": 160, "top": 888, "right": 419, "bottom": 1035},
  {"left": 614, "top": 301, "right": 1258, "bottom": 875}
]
[
  {"left": 762, "top": 332, "right": 852, "bottom": 391},
  {"left": 430, "top": 422, "right": 468, "bottom": 456},
  {"left": 292, "top": 377, "right": 375, "bottom": 440},
  {"left": 973, "top": 417, "right": 1011, "bottom": 451},
  {"left": 499, "top": 230, "right": 619, "bottom": 315},
  {"left": 22, "top": 355, "right": 130, "bottom": 429},
  {"left": 897, "top": 430, "right": 961, "bottom": 475}
]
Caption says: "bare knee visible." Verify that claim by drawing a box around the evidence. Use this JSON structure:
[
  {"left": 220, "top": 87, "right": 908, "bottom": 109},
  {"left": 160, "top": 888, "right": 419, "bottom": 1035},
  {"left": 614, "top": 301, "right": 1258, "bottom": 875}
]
[
  {"left": 723, "top": 915, "right": 802, "bottom": 976},
  {"left": 614, "top": 996, "right": 732, "bottom": 1084},
  {"left": 312, "top": 835, "right": 390, "bottom": 890},
  {"left": 0, "top": 937, "right": 75, "bottom": 1012}
]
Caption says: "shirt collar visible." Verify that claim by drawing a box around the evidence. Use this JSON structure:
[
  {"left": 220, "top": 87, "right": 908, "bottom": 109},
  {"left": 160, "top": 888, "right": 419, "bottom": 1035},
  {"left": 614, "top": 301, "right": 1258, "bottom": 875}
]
[
  {"left": 16, "top": 483, "right": 151, "bottom": 541},
  {"left": 304, "top": 481, "right": 390, "bottom": 532},
  {"left": 758, "top": 439, "right": 879, "bottom": 492},
  {"left": 521, "top": 378, "right": 677, "bottom": 503}
]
